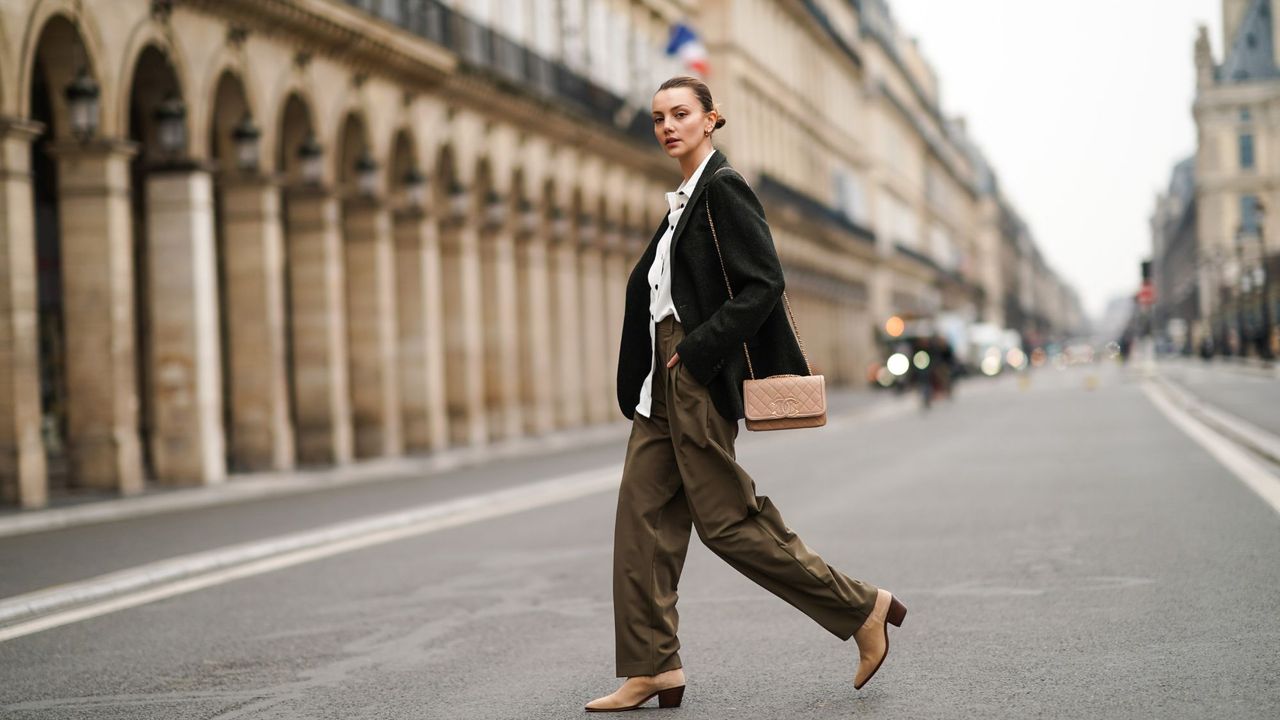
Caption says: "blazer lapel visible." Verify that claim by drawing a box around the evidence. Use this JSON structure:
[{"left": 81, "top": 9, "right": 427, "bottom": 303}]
[{"left": 669, "top": 150, "right": 729, "bottom": 253}]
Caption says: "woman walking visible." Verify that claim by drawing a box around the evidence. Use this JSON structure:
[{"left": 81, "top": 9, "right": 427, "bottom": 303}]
[{"left": 585, "top": 77, "right": 906, "bottom": 713}]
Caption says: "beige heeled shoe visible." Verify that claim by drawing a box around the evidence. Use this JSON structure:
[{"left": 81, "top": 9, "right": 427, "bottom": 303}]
[
  {"left": 853, "top": 589, "right": 907, "bottom": 689},
  {"left": 584, "top": 668, "right": 686, "bottom": 712}
]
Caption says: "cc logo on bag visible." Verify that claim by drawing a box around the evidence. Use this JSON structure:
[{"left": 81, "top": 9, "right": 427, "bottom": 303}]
[{"left": 768, "top": 396, "right": 801, "bottom": 417}]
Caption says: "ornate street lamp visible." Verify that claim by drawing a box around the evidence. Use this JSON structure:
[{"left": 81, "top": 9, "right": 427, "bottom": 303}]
[
  {"left": 297, "top": 133, "right": 324, "bottom": 185},
  {"left": 402, "top": 167, "right": 427, "bottom": 210},
  {"left": 231, "top": 112, "right": 261, "bottom": 173},
  {"left": 154, "top": 93, "right": 188, "bottom": 159},
  {"left": 64, "top": 67, "right": 100, "bottom": 141},
  {"left": 355, "top": 150, "right": 378, "bottom": 197}
]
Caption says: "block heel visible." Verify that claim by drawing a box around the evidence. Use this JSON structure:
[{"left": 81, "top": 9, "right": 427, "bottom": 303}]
[
  {"left": 887, "top": 596, "right": 907, "bottom": 627},
  {"left": 657, "top": 685, "right": 685, "bottom": 708}
]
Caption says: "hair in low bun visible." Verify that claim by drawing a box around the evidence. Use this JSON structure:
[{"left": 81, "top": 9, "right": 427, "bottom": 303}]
[{"left": 658, "top": 75, "right": 725, "bottom": 133}]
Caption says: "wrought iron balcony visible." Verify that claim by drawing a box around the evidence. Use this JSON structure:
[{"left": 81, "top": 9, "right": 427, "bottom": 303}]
[{"left": 345, "top": 0, "right": 651, "bottom": 145}]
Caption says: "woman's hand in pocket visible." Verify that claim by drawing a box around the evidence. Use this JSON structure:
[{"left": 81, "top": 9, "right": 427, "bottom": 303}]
[{"left": 665, "top": 352, "right": 680, "bottom": 369}]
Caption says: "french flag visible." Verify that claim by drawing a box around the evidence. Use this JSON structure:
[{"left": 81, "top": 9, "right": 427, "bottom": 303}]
[{"left": 666, "top": 22, "right": 710, "bottom": 76}]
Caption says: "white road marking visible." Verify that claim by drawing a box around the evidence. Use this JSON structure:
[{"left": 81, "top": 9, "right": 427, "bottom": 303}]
[
  {"left": 0, "top": 465, "right": 621, "bottom": 643},
  {"left": 1143, "top": 382, "right": 1280, "bottom": 517}
]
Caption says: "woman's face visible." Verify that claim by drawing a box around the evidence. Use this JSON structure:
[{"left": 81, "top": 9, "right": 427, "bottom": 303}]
[{"left": 652, "top": 87, "right": 716, "bottom": 160}]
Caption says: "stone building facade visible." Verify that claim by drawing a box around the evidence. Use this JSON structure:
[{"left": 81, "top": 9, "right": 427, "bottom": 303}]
[
  {"left": 850, "top": 0, "right": 1082, "bottom": 347},
  {"left": 0, "top": 0, "right": 1077, "bottom": 509},
  {"left": 1150, "top": 157, "right": 1199, "bottom": 352},
  {"left": 1193, "top": 0, "right": 1280, "bottom": 355}
]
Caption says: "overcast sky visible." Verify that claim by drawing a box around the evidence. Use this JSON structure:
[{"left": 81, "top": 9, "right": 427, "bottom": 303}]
[{"left": 891, "top": 0, "right": 1223, "bottom": 321}]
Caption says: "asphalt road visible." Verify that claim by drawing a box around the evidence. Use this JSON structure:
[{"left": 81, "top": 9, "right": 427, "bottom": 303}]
[{"left": 1, "top": 364, "right": 1278, "bottom": 719}]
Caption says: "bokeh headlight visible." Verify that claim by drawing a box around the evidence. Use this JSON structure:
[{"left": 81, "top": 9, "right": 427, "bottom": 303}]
[
  {"left": 981, "top": 355, "right": 1001, "bottom": 376},
  {"left": 887, "top": 353, "right": 910, "bottom": 376},
  {"left": 913, "top": 350, "right": 931, "bottom": 370}
]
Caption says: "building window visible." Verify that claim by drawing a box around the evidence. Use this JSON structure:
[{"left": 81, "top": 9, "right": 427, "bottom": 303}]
[
  {"left": 1241, "top": 194, "right": 1261, "bottom": 233},
  {"left": 1240, "top": 133, "right": 1255, "bottom": 170}
]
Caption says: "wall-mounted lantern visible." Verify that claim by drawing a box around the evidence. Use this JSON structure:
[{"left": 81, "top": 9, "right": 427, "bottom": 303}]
[
  {"left": 518, "top": 200, "right": 539, "bottom": 235},
  {"left": 449, "top": 182, "right": 470, "bottom": 219},
  {"left": 298, "top": 133, "right": 324, "bottom": 185},
  {"left": 355, "top": 150, "right": 379, "bottom": 197},
  {"left": 485, "top": 192, "right": 507, "bottom": 227},
  {"left": 403, "top": 167, "right": 427, "bottom": 210},
  {"left": 154, "top": 93, "right": 188, "bottom": 159},
  {"left": 65, "top": 67, "right": 100, "bottom": 141},
  {"left": 551, "top": 208, "right": 569, "bottom": 237},
  {"left": 231, "top": 112, "right": 261, "bottom": 172}
]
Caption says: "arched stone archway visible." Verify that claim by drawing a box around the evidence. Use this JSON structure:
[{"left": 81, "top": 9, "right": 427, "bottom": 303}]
[
  {"left": 434, "top": 143, "right": 486, "bottom": 447},
  {"left": 5, "top": 14, "right": 146, "bottom": 504},
  {"left": 337, "top": 111, "right": 402, "bottom": 459},
  {"left": 278, "top": 92, "right": 353, "bottom": 465},
  {"left": 474, "top": 157, "right": 523, "bottom": 441},
  {"left": 209, "top": 70, "right": 294, "bottom": 473},
  {"left": 601, "top": 197, "right": 631, "bottom": 414},
  {"left": 577, "top": 192, "right": 610, "bottom": 424},
  {"left": 388, "top": 128, "right": 449, "bottom": 453},
  {"left": 511, "top": 169, "right": 556, "bottom": 436},
  {"left": 126, "top": 43, "right": 227, "bottom": 487},
  {"left": 546, "top": 184, "right": 587, "bottom": 429}
]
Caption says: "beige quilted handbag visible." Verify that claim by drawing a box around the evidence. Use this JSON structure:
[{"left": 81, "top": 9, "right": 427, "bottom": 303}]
[{"left": 705, "top": 198, "right": 827, "bottom": 431}]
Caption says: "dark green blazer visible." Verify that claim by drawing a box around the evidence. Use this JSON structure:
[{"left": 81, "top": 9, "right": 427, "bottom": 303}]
[{"left": 616, "top": 151, "right": 810, "bottom": 422}]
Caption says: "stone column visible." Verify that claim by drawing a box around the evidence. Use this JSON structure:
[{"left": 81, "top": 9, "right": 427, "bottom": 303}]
[
  {"left": 342, "top": 198, "right": 402, "bottom": 458},
  {"left": 218, "top": 175, "right": 294, "bottom": 472},
  {"left": 0, "top": 119, "right": 47, "bottom": 507},
  {"left": 284, "top": 186, "right": 353, "bottom": 465},
  {"left": 51, "top": 140, "right": 144, "bottom": 494},
  {"left": 578, "top": 217, "right": 610, "bottom": 424},
  {"left": 479, "top": 199, "right": 523, "bottom": 441},
  {"left": 394, "top": 208, "right": 449, "bottom": 453},
  {"left": 549, "top": 212, "right": 585, "bottom": 428},
  {"left": 438, "top": 193, "right": 487, "bottom": 447},
  {"left": 602, "top": 228, "right": 631, "bottom": 419},
  {"left": 515, "top": 207, "right": 555, "bottom": 435},
  {"left": 143, "top": 163, "right": 226, "bottom": 485}
]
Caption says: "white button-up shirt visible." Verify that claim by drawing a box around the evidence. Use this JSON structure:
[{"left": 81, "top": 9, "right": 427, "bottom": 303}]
[{"left": 635, "top": 148, "right": 717, "bottom": 419}]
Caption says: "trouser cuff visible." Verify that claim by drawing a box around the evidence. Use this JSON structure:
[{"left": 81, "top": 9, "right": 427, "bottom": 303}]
[{"left": 615, "top": 653, "right": 682, "bottom": 678}]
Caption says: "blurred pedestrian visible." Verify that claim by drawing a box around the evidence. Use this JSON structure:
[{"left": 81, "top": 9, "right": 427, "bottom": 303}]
[
  {"left": 587, "top": 76, "right": 906, "bottom": 712},
  {"left": 933, "top": 334, "right": 955, "bottom": 400}
]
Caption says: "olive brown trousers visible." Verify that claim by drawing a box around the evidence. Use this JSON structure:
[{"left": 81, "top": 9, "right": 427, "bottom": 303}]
[{"left": 612, "top": 315, "right": 879, "bottom": 677}]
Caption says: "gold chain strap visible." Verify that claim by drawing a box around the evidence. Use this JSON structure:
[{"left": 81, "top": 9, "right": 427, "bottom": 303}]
[{"left": 702, "top": 185, "right": 813, "bottom": 379}]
